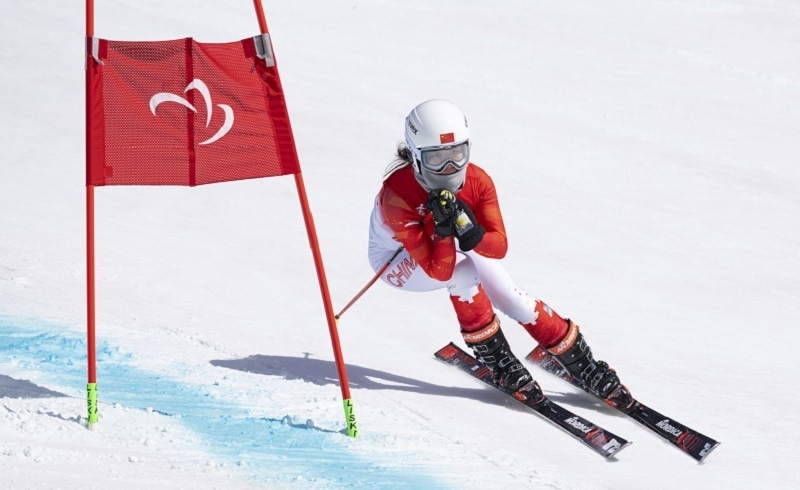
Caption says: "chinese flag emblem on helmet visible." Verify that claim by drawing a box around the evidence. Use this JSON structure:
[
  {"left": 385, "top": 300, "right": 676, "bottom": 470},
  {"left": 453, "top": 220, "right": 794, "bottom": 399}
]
[{"left": 439, "top": 132, "right": 455, "bottom": 144}]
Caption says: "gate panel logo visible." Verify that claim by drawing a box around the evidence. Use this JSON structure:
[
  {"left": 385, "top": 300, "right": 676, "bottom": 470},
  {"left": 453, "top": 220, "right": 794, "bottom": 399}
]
[{"left": 149, "top": 79, "right": 234, "bottom": 145}]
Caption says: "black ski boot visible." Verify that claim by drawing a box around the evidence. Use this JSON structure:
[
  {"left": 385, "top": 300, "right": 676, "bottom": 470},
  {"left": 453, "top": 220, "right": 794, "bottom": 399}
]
[
  {"left": 463, "top": 315, "right": 544, "bottom": 403},
  {"left": 548, "top": 320, "right": 633, "bottom": 410}
]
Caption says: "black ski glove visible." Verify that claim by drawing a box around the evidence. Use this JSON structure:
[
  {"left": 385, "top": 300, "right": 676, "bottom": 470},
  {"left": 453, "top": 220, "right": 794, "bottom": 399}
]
[
  {"left": 454, "top": 198, "right": 486, "bottom": 251},
  {"left": 426, "top": 189, "right": 457, "bottom": 237}
]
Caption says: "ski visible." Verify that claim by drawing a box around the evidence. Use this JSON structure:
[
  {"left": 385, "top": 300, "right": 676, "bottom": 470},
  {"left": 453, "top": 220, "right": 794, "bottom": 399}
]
[
  {"left": 526, "top": 346, "right": 720, "bottom": 462},
  {"left": 435, "top": 342, "right": 631, "bottom": 460}
]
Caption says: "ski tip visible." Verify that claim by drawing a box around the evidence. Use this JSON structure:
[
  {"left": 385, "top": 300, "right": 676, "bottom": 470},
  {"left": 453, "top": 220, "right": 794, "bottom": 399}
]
[
  {"left": 588, "top": 432, "right": 633, "bottom": 461},
  {"left": 606, "top": 440, "right": 633, "bottom": 461},
  {"left": 696, "top": 440, "right": 721, "bottom": 464}
]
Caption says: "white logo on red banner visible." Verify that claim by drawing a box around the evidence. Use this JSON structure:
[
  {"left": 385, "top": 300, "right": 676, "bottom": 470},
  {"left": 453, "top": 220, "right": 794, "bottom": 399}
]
[{"left": 149, "top": 79, "right": 233, "bottom": 145}]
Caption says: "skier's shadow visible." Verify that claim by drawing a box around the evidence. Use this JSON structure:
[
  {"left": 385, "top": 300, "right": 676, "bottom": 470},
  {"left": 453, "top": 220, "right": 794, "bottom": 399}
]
[
  {"left": 210, "top": 354, "right": 510, "bottom": 408},
  {"left": 544, "top": 390, "right": 613, "bottom": 412},
  {"left": 0, "top": 374, "right": 66, "bottom": 399}
]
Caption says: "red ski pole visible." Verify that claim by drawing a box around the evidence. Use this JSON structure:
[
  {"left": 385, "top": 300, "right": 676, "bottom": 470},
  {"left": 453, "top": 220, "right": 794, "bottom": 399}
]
[{"left": 336, "top": 245, "right": 403, "bottom": 320}]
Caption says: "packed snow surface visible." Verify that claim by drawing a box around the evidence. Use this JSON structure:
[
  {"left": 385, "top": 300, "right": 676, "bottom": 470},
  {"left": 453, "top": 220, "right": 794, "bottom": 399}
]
[{"left": 1, "top": 0, "right": 799, "bottom": 488}]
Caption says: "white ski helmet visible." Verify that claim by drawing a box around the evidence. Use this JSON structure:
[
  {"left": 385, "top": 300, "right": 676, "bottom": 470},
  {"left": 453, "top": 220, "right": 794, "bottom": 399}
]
[{"left": 405, "top": 99, "right": 471, "bottom": 193}]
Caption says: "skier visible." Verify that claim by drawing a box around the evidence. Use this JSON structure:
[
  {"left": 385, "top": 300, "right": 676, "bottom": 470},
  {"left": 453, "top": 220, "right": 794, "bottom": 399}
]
[{"left": 368, "top": 99, "right": 632, "bottom": 408}]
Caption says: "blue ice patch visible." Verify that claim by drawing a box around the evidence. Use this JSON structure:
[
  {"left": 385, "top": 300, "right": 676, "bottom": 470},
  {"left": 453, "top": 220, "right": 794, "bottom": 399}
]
[{"left": 0, "top": 315, "right": 441, "bottom": 488}]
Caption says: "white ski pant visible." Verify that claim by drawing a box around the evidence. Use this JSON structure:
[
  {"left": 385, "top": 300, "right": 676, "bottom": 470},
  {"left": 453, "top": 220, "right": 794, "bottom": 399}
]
[{"left": 369, "top": 246, "right": 540, "bottom": 326}]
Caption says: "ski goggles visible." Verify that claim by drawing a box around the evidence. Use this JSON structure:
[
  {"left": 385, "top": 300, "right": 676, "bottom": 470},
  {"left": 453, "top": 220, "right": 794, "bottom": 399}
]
[{"left": 420, "top": 141, "right": 470, "bottom": 174}]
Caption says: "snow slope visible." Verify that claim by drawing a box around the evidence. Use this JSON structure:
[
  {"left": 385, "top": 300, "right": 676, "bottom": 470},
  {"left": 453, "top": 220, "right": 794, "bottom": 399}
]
[{"left": 1, "top": 0, "right": 799, "bottom": 488}]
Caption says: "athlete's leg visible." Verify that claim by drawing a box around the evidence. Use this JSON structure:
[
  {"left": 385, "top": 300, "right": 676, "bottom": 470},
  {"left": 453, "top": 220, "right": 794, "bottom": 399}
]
[{"left": 463, "top": 251, "right": 568, "bottom": 348}]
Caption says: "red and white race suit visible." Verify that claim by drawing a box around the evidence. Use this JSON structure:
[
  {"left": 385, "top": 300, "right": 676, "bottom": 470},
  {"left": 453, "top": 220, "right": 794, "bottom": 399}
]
[{"left": 368, "top": 163, "right": 567, "bottom": 346}]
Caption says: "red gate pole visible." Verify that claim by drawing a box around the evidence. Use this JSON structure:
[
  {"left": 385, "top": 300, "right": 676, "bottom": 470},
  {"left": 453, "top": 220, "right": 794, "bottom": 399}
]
[
  {"left": 252, "top": 0, "right": 358, "bottom": 437},
  {"left": 85, "top": 0, "right": 99, "bottom": 430}
]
